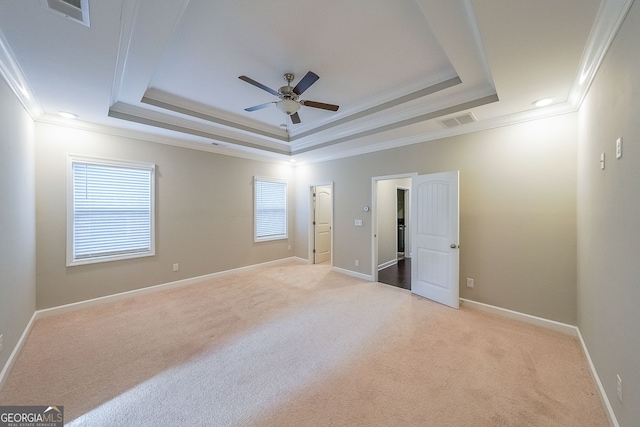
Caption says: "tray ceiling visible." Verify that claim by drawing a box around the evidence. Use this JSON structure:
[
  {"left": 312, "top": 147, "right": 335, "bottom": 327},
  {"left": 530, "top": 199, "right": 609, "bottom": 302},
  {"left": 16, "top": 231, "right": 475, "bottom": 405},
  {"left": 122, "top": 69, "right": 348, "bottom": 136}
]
[{"left": 0, "top": 0, "right": 633, "bottom": 162}]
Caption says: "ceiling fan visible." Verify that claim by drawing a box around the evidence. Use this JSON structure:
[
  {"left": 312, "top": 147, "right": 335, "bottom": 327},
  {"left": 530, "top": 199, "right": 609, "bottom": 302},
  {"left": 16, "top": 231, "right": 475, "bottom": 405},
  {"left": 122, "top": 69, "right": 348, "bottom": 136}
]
[{"left": 239, "top": 71, "right": 339, "bottom": 124}]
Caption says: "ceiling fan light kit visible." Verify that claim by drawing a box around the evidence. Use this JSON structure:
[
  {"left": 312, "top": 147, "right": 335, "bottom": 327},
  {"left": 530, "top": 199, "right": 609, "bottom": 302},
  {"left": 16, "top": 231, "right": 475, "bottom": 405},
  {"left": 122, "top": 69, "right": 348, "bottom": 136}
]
[
  {"left": 276, "top": 98, "right": 300, "bottom": 115},
  {"left": 239, "top": 71, "right": 339, "bottom": 124}
]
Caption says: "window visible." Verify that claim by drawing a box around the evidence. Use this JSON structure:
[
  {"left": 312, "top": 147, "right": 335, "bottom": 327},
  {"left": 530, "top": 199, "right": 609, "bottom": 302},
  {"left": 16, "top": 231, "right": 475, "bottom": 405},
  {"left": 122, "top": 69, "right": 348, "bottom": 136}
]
[
  {"left": 254, "top": 176, "right": 287, "bottom": 242},
  {"left": 67, "top": 155, "right": 155, "bottom": 266}
]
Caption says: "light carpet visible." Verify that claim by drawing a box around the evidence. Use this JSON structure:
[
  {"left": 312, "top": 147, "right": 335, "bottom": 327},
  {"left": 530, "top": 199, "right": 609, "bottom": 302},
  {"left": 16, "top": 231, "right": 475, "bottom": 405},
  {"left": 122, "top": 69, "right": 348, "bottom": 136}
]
[{"left": 0, "top": 261, "right": 608, "bottom": 426}]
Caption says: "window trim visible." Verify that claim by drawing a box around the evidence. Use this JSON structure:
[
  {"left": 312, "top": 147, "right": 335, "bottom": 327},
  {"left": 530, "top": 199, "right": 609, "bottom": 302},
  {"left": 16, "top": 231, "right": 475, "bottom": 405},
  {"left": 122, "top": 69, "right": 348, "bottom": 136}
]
[
  {"left": 254, "top": 176, "right": 288, "bottom": 242},
  {"left": 66, "top": 154, "right": 156, "bottom": 266}
]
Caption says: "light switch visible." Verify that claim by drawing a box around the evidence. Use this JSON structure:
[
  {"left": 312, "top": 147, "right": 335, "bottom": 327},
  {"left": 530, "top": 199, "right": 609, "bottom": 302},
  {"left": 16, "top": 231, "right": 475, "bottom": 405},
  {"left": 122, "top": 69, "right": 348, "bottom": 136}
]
[
  {"left": 355, "top": 219, "right": 363, "bottom": 227},
  {"left": 616, "top": 137, "right": 623, "bottom": 159}
]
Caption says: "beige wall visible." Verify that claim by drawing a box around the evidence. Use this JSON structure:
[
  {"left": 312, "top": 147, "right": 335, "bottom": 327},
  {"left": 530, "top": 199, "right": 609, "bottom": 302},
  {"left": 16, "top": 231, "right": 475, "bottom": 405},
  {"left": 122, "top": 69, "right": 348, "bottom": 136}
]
[
  {"left": 577, "top": 1, "right": 640, "bottom": 424},
  {"left": 35, "top": 123, "right": 294, "bottom": 309},
  {"left": 0, "top": 79, "right": 36, "bottom": 374},
  {"left": 295, "top": 113, "right": 578, "bottom": 324}
]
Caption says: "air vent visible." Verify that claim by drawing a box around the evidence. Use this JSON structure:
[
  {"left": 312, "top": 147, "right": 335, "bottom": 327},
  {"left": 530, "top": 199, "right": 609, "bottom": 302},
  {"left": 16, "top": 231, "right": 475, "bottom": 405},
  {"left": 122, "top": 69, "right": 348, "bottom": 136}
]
[
  {"left": 440, "top": 113, "right": 477, "bottom": 128},
  {"left": 42, "top": 0, "right": 90, "bottom": 27}
]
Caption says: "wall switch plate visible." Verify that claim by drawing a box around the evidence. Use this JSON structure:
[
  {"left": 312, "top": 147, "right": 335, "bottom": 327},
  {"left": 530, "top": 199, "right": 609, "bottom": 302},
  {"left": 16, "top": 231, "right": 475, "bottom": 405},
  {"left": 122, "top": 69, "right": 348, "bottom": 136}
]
[
  {"left": 355, "top": 259, "right": 359, "bottom": 267},
  {"left": 600, "top": 153, "right": 605, "bottom": 170},
  {"left": 0, "top": 334, "right": 3, "bottom": 353},
  {"left": 172, "top": 263, "right": 179, "bottom": 272},
  {"left": 616, "top": 137, "right": 623, "bottom": 159},
  {"left": 617, "top": 374, "right": 623, "bottom": 402},
  {"left": 466, "top": 278, "right": 474, "bottom": 288},
  {"left": 355, "top": 219, "right": 363, "bottom": 227}
]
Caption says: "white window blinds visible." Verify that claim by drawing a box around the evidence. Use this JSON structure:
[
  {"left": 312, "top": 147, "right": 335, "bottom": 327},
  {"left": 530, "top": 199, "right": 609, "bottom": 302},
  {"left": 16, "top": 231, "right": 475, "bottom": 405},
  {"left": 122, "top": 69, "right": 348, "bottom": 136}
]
[
  {"left": 254, "top": 177, "right": 287, "bottom": 242},
  {"left": 67, "top": 155, "right": 155, "bottom": 266}
]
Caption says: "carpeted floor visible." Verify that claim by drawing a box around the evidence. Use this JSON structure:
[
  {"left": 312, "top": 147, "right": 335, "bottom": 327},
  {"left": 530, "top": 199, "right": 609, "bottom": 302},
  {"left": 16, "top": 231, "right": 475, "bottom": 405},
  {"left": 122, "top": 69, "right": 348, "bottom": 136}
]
[{"left": 0, "top": 261, "right": 608, "bottom": 426}]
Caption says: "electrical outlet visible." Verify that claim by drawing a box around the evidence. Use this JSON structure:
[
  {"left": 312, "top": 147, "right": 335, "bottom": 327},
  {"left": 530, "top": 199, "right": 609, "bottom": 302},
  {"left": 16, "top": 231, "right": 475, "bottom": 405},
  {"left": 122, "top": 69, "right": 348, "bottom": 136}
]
[
  {"left": 355, "top": 259, "right": 359, "bottom": 267},
  {"left": 466, "top": 278, "right": 474, "bottom": 288},
  {"left": 0, "top": 334, "right": 3, "bottom": 353},
  {"left": 617, "top": 374, "right": 623, "bottom": 402},
  {"left": 172, "top": 263, "right": 179, "bottom": 272},
  {"left": 288, "top": 245, "right": 291, "bottom": 251}
]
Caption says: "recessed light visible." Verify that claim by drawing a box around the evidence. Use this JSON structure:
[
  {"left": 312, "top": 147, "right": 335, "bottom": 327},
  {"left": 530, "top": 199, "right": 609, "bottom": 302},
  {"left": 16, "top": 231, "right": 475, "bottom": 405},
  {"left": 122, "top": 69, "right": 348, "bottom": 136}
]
[
  {"left": 290, "top": 159, "right": 297, "bottom": 163},
  {"left": 533, "top": 98, "right": 554, "bottom": 108},
  {"left": 58, "top": 112, "right": 78, "bottom": 119}
]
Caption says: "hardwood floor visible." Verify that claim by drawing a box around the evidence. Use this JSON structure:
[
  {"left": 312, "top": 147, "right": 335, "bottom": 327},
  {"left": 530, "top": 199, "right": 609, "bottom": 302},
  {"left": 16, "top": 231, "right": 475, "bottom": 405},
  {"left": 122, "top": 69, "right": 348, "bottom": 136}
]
[{"left": 377, "top": 258, "right": 411, "bottom": 290}]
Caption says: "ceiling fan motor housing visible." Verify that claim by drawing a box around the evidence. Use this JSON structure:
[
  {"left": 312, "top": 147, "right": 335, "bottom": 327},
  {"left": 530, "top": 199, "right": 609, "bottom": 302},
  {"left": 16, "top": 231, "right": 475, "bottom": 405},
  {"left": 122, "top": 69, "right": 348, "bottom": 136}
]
[{"left": 240, "top": 71, "right": 338, "bottom": 122}]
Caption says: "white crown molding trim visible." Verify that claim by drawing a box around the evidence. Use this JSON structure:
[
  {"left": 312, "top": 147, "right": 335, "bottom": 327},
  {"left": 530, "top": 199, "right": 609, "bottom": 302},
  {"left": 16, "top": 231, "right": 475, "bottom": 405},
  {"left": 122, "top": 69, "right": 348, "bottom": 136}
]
[
  {"left": 568, "top": 0, "right": 635, "bottom": 109},
  {"left": 0, "top": 29, "right": 42, "bottom": 119},
  {"left": 290, "top": 84, "right": 497, "bottom": 152},
  {"left": 290, "top": 76, "right": 463, "bottom": 143},
  {"left": 290, "top": 68, "right": 461, "bottom": 136},
  {"left": 108, "top": 103, "right": 292, "bottom": 155},
  {"left": 141, "top": 88, "right": 288, "bottom": 141},
  {"left": 293, "top": 100, "right": 577, "bottom": 165},
  {"left": 36, "top": 114, "right": 291, "bottom": 164}
]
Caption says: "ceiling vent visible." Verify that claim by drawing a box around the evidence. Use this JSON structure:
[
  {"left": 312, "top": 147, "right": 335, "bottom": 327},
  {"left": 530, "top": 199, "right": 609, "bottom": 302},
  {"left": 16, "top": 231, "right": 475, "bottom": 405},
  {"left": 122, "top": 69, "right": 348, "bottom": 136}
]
[
  {"left": 42, "top": 0, "right": 90, "bottom": 27},
  {"left": 440, "top": 113, "right": 477, "bottom": 128}
]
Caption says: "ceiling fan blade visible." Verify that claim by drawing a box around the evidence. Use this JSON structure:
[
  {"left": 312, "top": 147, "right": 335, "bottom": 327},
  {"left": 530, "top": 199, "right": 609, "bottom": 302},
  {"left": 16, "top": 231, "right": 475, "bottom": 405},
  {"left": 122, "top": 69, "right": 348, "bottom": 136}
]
[
  {"left": 239, "top": 75, "right": 279, "bottom": 97},
  {"left": 290, "top": 112, "right": 301, "bottom": 124},
  {"left": 293, "top": 71, "right": 319, "bottom": 95},
  {"left": 244, "top": 102, "right": 274, "bottom": 112},
  {"left": 300, "top": 100, "right": 339, "bottom": 112}
]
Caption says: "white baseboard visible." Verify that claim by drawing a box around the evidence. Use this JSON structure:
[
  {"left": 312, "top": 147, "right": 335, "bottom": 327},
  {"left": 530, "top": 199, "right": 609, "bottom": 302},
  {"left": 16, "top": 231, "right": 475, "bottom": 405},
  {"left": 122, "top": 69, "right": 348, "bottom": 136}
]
[
  {"left": 460, "top": 298, "right": 617, "bottom": 427},
  {"left": 0, "top": 311, "right": 37, "bottom": 391},
  {"left": 377, "top": 259, "right": 397, "bottom": 271},
  {"left": 331, "top": 266, "right": 373, "bottom": 281},
  {"left": 1, "top": 257, "right": 307, "bottom": 391},
  {"left": 576, "top": 329, "right": 619, "bottom": 427},
  {"left": 459, "top": 298, "right": 577, "bottom": 336},
  {"left": 0, "top": 266, "right": 618, "bottom": 427},
  {"left": 37, "top": 257, "right": 303, "bottom": 319}
]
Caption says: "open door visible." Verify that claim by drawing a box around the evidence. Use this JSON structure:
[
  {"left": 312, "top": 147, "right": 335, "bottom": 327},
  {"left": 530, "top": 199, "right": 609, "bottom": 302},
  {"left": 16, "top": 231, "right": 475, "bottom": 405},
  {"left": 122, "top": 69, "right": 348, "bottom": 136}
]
[
  {"left": 313, "top": 185, "right": 332, "bottom": 264},
  {"left": 411, "top": 171, "right": 459, "bottom": 308}
]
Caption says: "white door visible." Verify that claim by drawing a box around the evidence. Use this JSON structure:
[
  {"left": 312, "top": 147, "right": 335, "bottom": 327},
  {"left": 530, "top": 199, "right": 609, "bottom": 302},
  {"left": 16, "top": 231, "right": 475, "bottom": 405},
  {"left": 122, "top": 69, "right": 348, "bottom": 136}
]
[
  {"left": 411, "top": 171, "right": 459, "bottom": 308},
  {"left": 314, "top": 186, "right": 332, "bottom": 263}
]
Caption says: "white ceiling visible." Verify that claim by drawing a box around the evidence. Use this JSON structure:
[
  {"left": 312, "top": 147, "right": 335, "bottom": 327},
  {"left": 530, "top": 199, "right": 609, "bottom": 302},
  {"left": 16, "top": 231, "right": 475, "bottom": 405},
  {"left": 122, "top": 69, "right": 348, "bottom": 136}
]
[{"left": 0, "top": 0, "right": 634, "bottom": 163}]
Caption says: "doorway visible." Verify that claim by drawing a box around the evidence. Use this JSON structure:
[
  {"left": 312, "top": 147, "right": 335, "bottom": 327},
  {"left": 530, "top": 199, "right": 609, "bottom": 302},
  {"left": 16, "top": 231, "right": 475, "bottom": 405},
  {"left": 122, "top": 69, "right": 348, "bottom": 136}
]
[
  {"left": 372, "top": 171, "right": 460, "bottom": 308},
  {"left": 397, "top": 187, "right": 409, "bottom": 259},
  {"left": 372, "top": 174, "right": 415, "bottom": 287},
  {"left": 312, "top": 184, "right": 333, "bottom": 264}
]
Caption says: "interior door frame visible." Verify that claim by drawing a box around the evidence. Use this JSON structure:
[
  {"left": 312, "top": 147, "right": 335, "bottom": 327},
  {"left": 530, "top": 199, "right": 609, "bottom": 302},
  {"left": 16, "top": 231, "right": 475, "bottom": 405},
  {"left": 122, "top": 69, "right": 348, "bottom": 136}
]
[
  {"left": 309, "top": 182, "right": 334, "bottom": 265},
  {"left": 396, "top": 185, "right": 411, "bottom": 258},
  {"left": 371, "top": 173, "right": 417, "bottom": 282}
]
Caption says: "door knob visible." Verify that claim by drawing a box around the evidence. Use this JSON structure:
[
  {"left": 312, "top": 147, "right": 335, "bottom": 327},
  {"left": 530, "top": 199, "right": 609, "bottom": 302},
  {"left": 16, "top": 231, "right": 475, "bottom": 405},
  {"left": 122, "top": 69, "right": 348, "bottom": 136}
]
[{"left": 450, "top": 244, "right": 458, "bottom": 249}]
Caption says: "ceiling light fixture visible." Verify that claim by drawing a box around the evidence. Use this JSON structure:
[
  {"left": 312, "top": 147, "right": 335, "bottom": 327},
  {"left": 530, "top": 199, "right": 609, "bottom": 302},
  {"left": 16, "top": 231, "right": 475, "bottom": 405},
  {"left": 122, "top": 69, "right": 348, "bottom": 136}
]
[
  {"left": 533, "top": 98, "right": 554, "bottom": 108},
  {"left": 276, "top": 98, "right": 300, "bottom": 115},
  {"left": 58, "top": 111, "right": 78, "bottom": 119}
]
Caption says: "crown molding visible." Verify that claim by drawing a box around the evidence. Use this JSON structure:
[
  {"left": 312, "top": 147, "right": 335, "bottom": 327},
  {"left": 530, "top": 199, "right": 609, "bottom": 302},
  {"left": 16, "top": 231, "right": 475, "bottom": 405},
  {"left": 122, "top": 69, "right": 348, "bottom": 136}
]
[
  {"left": 0, "top": 29, "right": 42, "bottom": 119},
  {"left": 568, "top": 0, "right": 635, "bottom": 108}
]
